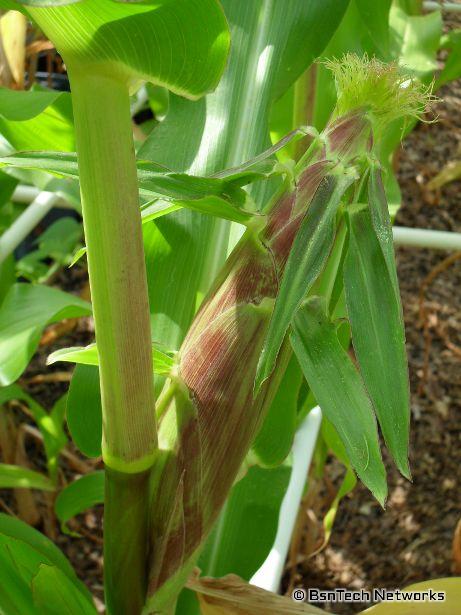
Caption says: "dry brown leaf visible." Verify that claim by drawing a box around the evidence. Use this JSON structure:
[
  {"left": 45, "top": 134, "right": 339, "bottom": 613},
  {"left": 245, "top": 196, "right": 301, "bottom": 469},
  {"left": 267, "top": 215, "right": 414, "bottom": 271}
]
[
  {"left": 187, "top": 572, "right": 331, "bottom": 615},
  {"left": 14, "top": 426, "right": 40, "bottom": 527},
  {"left": 0, "top": 410, "right": 17, "bottom": 464},
  {"left": 427, "top": 160, "right": 461, "bottom": 190},
  {"left": 453, "top": 518, "right": 461, "bottom": 575}
]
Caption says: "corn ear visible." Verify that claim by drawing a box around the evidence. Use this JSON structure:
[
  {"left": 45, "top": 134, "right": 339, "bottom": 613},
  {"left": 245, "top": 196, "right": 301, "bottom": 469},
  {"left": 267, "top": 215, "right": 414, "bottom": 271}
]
[{"left": 145, "top": 109, "right": 377, "bottom": 613}]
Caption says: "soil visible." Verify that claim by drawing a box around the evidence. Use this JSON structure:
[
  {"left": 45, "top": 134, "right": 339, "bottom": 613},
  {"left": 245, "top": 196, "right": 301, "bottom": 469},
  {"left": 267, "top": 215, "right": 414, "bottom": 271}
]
[
  {"left": 287, "top": 55, "right": 461, "bottom": 615},
  {"left": 1, "top": 24, "right": 461, "bottom": 615}
]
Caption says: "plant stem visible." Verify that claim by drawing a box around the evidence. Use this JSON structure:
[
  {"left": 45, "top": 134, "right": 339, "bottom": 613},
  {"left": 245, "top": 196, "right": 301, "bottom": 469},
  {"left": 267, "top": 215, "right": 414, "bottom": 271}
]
[
  {"left": 69, "top": 71, "right": 157, "bottom": 612},
  {"left": 70, "top": 71, "right": 156, "bottom": 470},
  {"left": 105, "top": 468, "right": 151, "bottom": 615}
]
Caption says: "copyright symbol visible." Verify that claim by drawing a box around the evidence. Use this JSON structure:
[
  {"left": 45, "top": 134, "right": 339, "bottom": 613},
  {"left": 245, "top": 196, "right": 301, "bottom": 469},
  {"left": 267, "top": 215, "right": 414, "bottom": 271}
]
[{"left": 292, "top": 589, "right": 306, "bottom": 602}]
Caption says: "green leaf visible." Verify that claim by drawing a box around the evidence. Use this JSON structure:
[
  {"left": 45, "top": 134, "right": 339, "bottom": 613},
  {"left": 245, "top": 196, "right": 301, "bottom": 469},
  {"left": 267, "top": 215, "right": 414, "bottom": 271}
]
[
  {"left": 50, "top": 394, "right": 67, "bottom": 431},
  {"left": 199, "top": 465, "right": 291, "bottom": 579},
  {"left": 2, "top": 146, "right": 275, "bottom": 221},
  {"left": 0, "top": 255, "right": 15, "bottom": 306},
  {"left": 0, "top": 385, "right": 67, "bottom": 481},
  {"left": 140, "top": 201, "right": 182, "bottom": 225},
  {"left": 367, "top": 166, "right": 400, "bottom": 294},
  {"left": 321, "top": 415, "right": 350, "bottom": 467},
  {"left": 321, "top": 467, "right": 356, "bottom": 547},
  {"left": 35, "top": 218, "right": 82, "bottom": 260},
  {"left": 66, "top": 365, "right": 102, "bottom": 458},
  {"left": 68, "top": 246, "right": 87, "bottom": 268},
  {"left": 0, "top": 133, "right": 309, "bottom": 228},
  {"left": 55, "top": 471, "right": 104, "bottom": 534},
  {"left": 290, "top": 297, "right": 387, "bottom": 505},
  {"left": 303, "top": 1, "right": 381, "bottom": 136},
  {"left": 437, "top": 29, "right": 461, "bottom": 88},
  {"left": 146, "top": 198, "right": 254, "bottom": 226},
  {"left": 48, "top": 342, "right": 174, "bottom": 375},
  {"left": 343, "top": 204, "right": 410, "bottom": 478},
  {"left": 11, "top": 1, "right": 79, "bottom": 5},
  {"left": 46, "top": 395, "right": 69, "bottom": 482},
  {"left": 211, "top": 128, "right": 308, "bottom": 181},
  {"left": 0, "top": 543, "right": 95, "bottom": 615},
  {"left": 252, "top": 354, "right": 303, "bottom": 467},
  {"left": 17, "top": 218, "right": 83, "bottom": 283},
  {"left": 0, "top": 541, "right": 41, "bottom": 615},
  {"left": 389, "top": 4, "right": 442, "bottom": 81},
  {"left": 0, "top": 283, "right": 91, "bottom": 385},
  {"left": 355, "top": 0, "right": 392, "bottom": 57},
  {"left": 0, "top": 513, "right": 91, "bottom": 605},
  {"left": 176, "top": 463, "right": 291, "bottom": 614},
  {"left": 0, "top": 152, "right": 258, "bottom": 225},
  {"left": 0, "top": 86, "right": 75, "bottom": 152},
  {"left": 25, "top": 0, "right": 230, "bottom": 99},
  {"left": 32, "top": 564, "right": 97, "bottom": 615},
  {"left": 0, "top": 87, "right": 63, "bottom": 122},
  {"left": 0, "top": 169, "right": 18, "bottom": 211},
  {"left": 0, "top": 463, "right": 54, "bottom": 491},
  {"left": 255, "top": 170, "right": 354, "bottom": 392},
  {"left": 0, "top": 513, "right": 73, "bottom": 576},
  {"left": 317, "top": 417, "right": 358, "bottom": 550},
  {"left": 271, "top": 0, "right": 351, "bottom": 100},
  {"left": 139, "top": 0, "right": 356, "bottom": 361},
  {"left": 0, "top": 1, "right": 25, "bottom": 11}
]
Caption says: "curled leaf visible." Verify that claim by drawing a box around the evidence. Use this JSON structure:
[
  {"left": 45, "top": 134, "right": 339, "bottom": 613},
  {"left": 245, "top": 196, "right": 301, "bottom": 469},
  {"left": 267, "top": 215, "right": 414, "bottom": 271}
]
[{"left": 187, "top": 572, "right": 329, "bottom": 615}]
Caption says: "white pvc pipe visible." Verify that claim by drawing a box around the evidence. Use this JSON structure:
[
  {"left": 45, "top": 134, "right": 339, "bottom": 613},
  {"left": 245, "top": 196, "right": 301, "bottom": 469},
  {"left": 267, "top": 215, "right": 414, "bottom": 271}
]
[
  {"left": 0, "top": 191, "right": 59, "bottom": 264},
  {"left": 12, "top": 184, "right": 41, "bottom": 204},
  {"left": 424, "top": 1, "right": 461, "bottom": 12},
  {"left": 130, "top": 84, "right": 148, "bottom": 116},
  {"left": 250, "top": 406, "right": 323, "bottom": 592},
  {"left": 12, "top": 185, "right": 71, "bottom": 209},
  {"left": 392, "top": 225, "right": 461, "bottom": 251}
]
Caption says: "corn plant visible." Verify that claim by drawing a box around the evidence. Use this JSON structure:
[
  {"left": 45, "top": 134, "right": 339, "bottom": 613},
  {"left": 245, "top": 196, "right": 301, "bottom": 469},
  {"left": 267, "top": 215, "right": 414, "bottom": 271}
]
[{"left": 0, "top": 1, "right": 460, "bottom": 614}]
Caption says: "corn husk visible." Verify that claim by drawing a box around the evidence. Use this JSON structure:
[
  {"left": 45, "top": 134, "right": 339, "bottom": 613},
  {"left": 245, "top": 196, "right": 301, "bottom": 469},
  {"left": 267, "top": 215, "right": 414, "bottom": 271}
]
[{"left": 147, "top": 110, "right": 373, "bottom": 606}]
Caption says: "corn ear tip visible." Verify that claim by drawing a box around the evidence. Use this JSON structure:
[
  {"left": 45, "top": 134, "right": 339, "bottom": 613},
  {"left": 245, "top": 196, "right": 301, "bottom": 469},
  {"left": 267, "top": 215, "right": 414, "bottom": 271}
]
[{"left": 322, "top": 53, "right": 436, "bottom": 134}]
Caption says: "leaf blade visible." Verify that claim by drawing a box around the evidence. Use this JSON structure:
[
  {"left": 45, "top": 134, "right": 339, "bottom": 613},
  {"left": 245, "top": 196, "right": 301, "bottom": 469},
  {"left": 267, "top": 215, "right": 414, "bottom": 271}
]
[
  {"left": 255, "top": 171, "right": 354, "bottom": 391},
  {"left": 0, "top": 152, "right": 258, "bottom": 224},
  {"left": 0, "top": 463, "right": 54, "bottom": 491},
  {"left": 0, "top": 283, "right": 91, "bottom": 385},
  {"left": 290, "top": 297, "right": 387, "bottom": 505},
  {"left": 32, "top": 564, "right": 97, "bottom": 615},
  {"left": 0, "top": 384, "right": 67, "bottom": 479},
  {"left": 26, "top": 0, "right": 230, "bottom": 99},
  {"left": 66, "top": 365, "right": 102, "bottom": 458},
  {"left": 343, "top": 205, "right": 410, "bottom": 477},
  {"left": 55, "top": 471, "right": 104, "bottom": 534},
  {"left": 48, "top": 342, "right": 174, "bottom": 375}
]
